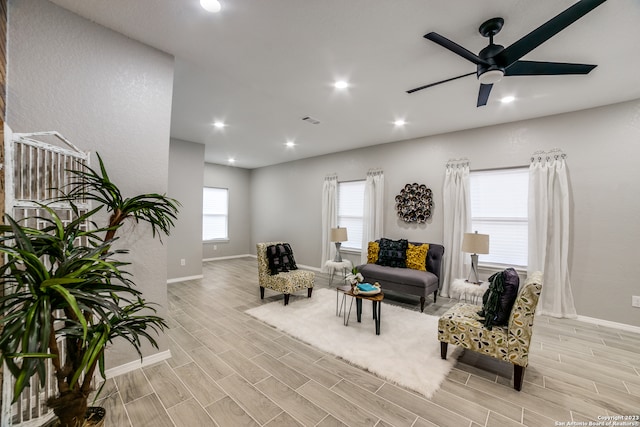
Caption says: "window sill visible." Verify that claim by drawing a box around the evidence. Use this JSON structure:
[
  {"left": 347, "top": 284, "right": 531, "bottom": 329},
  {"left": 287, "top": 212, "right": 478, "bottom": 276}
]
[
  {"left": 204, "top": 239, "right": 229, "bottom": 244},
  {"left": 341, "top": 247, "right": 362, "bottom": 255},
  {"left": 478, "top": 263, "right": 527, "bottom": 274}
]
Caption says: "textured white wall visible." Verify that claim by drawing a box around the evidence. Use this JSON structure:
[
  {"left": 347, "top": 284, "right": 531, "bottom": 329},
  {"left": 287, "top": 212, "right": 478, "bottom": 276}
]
[
  {"left": 203, "top": 163, "right": 252, "bottom": 259},
  {"left": 7, "top": 0, "right": 175, "bottom": 367},
  {"left": 168, "top": 139, "right": 205, "bottom": 280},
  {"left": 250, "top": 99, "right": 640, "bottom": 327}
]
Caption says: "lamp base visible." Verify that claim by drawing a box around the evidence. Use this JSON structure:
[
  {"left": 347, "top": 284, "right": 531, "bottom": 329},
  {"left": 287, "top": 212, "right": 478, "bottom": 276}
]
[
  {"left": 466, "top": 253, "right": 482, "bottom": 284},
  {"left": 333, "top": 242, "right": 343, "bottom": 262}
]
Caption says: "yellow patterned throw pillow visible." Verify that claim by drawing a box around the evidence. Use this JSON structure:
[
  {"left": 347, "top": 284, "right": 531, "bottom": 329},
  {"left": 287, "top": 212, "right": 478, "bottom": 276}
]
[
  {"left": 367, "top": 241, "right": 380, "bottom": 264},
  {"left": 406, "top": 243, "right": 429, "bottom": 271}
]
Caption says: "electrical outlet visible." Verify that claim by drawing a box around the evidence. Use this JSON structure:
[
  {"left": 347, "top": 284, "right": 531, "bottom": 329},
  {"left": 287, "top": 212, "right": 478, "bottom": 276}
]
[
  {"left": 632, "top": 296, "right": 640, "bottom": 308},
  {"left": 180, "top": 258, "right": 186, "bottom": 266},
  {"left": 213, "top": 245, "right": 217, "bottom": 250}
]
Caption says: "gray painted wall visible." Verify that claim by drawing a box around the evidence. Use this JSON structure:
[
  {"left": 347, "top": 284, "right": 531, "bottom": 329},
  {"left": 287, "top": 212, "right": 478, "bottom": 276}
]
[
  {"left": 8, "top": 0, "right": 175, "bottom": 367},
  {"left": 168, "top": 138, "right": 205, "bottom": 280},
  {"left": 203, "top": 163, "right": 252, "bottom": 259},
  {"left": 250, "top": 100, "right": 640, "bottom": 327}
]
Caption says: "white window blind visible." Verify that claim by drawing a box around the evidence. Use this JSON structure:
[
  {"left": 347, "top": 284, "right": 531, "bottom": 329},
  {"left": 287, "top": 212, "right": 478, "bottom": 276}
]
[
  {"left": 203, "top": 187, "right": 228, "bottom": 241},
  {"left": 338, "top": 180, "right": 365, "bottom": 250},
  {"left": 470, "top": 168, "right": 528, "bottom": 266}
]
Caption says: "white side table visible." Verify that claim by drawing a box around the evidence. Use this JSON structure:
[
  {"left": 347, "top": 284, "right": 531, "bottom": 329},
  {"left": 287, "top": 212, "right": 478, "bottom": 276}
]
[
  {"left": 450, "top": 278, "right": 488, "bottom": 305},
  {"left": 325, "top": 260, "right": 353, "bottom": 286}
]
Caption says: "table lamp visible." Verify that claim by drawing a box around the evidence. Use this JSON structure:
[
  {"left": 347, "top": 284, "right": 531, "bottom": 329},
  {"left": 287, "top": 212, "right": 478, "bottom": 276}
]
[
  {"left": 462, "top": 231, "right": 490, "bottom": 284},
  {"left": 330, "top": 227, "right": 348, "bottom": 262}
]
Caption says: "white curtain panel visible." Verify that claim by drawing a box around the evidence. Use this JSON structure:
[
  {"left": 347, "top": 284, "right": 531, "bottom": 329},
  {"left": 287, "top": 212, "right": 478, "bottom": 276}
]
[
  {"left": 441, "top": 160, "right": 471, "bottom": 297},
  {"left": 321, "top": 174, "right": 338, "bottom": 271},
  {"left": 361, "top": 169, "right": 385, "bottom": 264},
  {"left": 528, "top": 150, "right": 576, "bottom": 318}
]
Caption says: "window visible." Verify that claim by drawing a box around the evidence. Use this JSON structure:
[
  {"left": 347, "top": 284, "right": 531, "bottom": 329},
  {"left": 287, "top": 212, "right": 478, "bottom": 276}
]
[
  {"left": 338, "top": 180, "right": 365, "bottom": 250},
  {"left": 470, "top": 168, "right": 528, "bottom": 266},
  {"left": 203, "top": 187, "right": 228, "bottom": 241}
]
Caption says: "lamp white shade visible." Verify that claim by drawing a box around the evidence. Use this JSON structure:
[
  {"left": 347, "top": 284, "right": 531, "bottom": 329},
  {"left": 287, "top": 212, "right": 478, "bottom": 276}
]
[
  {"left": 462, "top": 232, "right": 490, "bottom": 254},
  {"left": 330, "top": 227, "right": 348, "bottom": 242}
]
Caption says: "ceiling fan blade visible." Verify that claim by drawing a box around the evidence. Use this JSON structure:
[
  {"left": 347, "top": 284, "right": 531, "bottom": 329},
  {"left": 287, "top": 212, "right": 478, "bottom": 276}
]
[
  {"left": 505, "top": 60, "right": 597, "bottom": 76},
  {"left": 407, "top": 72, "right": 475, "bottom": 94},
  {"left": 498, "top": 0, "right": 607, "bottom": 66},
  {"left": 477, "top": 84, "right": 493, "bottom": 107},
  {"left": 424, "top": 32, "right": 489, "bottom": 65}
]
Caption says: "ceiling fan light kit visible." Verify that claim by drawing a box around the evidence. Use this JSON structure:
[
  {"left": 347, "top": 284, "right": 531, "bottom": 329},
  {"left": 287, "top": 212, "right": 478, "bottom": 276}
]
[
  {"left": 478, "top": 69, "right": 503, "bottom": 85},
  {"left": 408, "top": 0, "right": 607, "bottom": 107}
]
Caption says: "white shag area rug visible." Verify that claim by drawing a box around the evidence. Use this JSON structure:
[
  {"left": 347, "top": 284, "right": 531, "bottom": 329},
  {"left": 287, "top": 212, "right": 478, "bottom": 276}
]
[{"left": 245, "top": 288, "right": 460, "bottom": 398}]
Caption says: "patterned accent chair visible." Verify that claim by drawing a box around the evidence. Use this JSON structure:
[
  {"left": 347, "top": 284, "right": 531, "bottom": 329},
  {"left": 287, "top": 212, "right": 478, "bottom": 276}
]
[
  {"left": 256, "top": 242, "right": 315, "bottom": 305},
  {"left": 438, "top": 271, "right": 543, "bottom": 391}
]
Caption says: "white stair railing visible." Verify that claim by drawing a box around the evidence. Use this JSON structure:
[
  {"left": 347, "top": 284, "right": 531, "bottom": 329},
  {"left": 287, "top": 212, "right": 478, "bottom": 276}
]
[{"left": 2, "top": 129, "right": 90, "bottom": 427}]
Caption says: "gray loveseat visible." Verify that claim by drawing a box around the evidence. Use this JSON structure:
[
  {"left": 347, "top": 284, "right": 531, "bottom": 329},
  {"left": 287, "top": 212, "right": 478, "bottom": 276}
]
[{"left": 357, "top": 241, "right": 444, "bottom": 312}]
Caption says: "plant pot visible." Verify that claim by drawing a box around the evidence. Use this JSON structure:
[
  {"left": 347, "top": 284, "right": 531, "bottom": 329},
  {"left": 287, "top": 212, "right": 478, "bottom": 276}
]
[
  {"left": 44, "top": 407, "right": 106, "bottom": 427},
  {"left": 84, "top": 407, "right": 106, "bottom": 427}
]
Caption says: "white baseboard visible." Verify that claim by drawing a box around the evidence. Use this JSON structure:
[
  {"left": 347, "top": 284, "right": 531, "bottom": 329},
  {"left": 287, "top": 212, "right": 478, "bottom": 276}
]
[
  {"left": 167, "top": 274, "right": 203, "bottom": 284},
  {"left": 248, "top": 254, "right": 322, "bottom": 272},
  {"left": 576, "top": 315, "right": 640, "bottom": 334},
  {"left": 209, "top": 254, "right": 321, "bottom": 273},
  {"left": 203, "top": 254, "right": 252, "bottom": 262},
  {"left": 104, "top": 350, "right": 172, "bottom": 379},
  {"left": 298, "top": 264, "right": 322, "bottom": 273}
]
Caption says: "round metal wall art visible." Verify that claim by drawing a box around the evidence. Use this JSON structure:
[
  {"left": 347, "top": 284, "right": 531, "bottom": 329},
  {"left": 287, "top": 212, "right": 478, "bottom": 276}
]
[{"left": 395, "top": 183, "right": 433, "bottom": 223}]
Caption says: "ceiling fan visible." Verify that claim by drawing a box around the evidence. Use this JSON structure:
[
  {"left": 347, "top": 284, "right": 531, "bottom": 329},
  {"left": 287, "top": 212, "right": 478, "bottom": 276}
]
[{"left": 407, "top": 0, "right": 607, "bottom": 107}]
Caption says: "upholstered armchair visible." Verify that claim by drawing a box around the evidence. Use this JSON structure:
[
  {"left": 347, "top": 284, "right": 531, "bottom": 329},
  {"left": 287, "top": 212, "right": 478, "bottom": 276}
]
[
  {"left": 438, "top": 271, "right": 543, "bottom": 390},
  {"left": 256, "top": 242, "right": 315, "bottom": 305}
]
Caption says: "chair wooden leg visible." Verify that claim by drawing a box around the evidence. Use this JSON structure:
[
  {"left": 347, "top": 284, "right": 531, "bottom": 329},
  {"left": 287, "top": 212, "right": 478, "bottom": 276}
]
[
  {"left": 513, "top": 365, "right": 525, "bottom": 391},
  {"left": 440, "top": 342, "right": 448, "bottom": 359},
  {"left": 284, "top": 294, "right": 290, "bottom": 305},
  {"left": 420, "top": 297, "right": 425, "bottom": 312},
  {"left": 260, "top": 286, "right": 265, "bottom": 299},
  {"left": 308, "top": 288, "right": 313, "bottom": 298}
]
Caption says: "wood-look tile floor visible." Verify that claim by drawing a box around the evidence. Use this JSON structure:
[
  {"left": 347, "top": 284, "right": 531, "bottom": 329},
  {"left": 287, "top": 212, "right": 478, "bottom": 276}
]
[{"left": 98, "top": 258, "right": 640, "bottom": 426}]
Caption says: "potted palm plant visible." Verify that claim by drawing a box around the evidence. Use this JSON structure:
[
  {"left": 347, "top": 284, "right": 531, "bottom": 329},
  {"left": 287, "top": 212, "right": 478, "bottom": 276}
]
[{"left": 0, "top": 154, "right": 179, "bottom": 427}]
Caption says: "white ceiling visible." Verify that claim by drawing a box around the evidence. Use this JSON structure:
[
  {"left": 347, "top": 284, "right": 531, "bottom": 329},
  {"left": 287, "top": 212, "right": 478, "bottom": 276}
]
[{"left": 49, "top": 0, "right": 640, "bottom": 169}]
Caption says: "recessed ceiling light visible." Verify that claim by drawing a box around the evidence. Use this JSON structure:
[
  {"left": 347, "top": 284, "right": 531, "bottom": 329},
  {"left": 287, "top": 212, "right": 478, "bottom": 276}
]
[
  {"left": 200, "top": 0, "right": 222, "bottom": 13},
  {"left": 500, "top": 96, "right": 515, "bottom": 104},
  {"left": 213, "top": 121, "right": 226, "bottom": 129},
  {"left": 228, "top": 157, "right": 235, "bottom": 164},
  {"left": 285, "top": 141, "right": 296, "bottom": 147},
  {"left": 334, "top": 80, "right": 349, "bottom": 89},
  {"left": 394, "top": 119, "right": 406, "bottom": 127}
]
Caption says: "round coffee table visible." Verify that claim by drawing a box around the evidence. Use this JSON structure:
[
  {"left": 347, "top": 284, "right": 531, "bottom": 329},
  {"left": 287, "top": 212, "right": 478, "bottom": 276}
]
[
  {"left": 450, "top": 278, "right": 488, "bottom": 304},
  {"left": 325, "top": 260, "right": 352, "bottom": 286}
]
